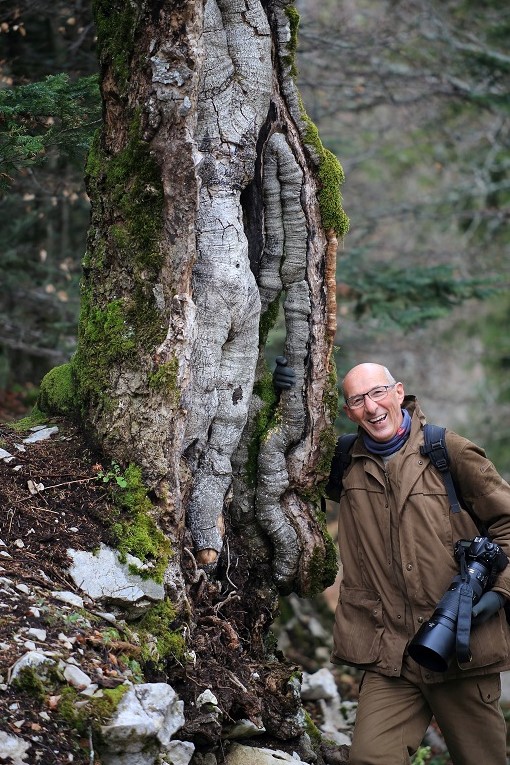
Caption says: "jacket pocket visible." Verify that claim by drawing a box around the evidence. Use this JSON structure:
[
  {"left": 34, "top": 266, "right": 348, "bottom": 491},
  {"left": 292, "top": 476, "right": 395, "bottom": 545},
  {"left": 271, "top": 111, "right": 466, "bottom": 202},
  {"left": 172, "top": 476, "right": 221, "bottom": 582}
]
[
  {"left": 332, "top": 585, "right": 383, "bottom": 665},
  {"left": 476, "top": 674, "right": 501, "bottom": 704},
  {"left": 465, "top": 610, "right": 509, "bottom": 670}
]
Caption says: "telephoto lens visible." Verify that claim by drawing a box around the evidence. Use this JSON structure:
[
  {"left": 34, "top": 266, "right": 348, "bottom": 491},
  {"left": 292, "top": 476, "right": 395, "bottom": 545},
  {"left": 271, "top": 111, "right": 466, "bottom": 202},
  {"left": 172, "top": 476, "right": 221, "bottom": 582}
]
[{"left": 408, "top": 537, "right": 508, "bottom": 672}]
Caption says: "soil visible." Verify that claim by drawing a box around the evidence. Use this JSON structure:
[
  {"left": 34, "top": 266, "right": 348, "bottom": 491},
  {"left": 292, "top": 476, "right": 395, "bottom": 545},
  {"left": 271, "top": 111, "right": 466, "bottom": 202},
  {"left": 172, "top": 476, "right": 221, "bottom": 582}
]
[{"left": 0, "top": 416, "right": 125, "bottom": 764}]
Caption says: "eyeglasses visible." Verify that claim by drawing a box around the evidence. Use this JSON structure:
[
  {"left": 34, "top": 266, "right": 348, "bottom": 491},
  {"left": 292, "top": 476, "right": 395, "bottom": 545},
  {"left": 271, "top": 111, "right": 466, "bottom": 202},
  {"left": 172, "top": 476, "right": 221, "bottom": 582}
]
[{"left": 345, "top": 384, "right": 397, "bottom": 410}]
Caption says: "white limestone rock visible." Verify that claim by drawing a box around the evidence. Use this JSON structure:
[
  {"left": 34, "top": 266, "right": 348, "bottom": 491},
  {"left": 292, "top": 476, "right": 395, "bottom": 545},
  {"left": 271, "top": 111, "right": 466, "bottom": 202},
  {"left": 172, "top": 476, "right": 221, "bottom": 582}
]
[
  {"left": 67, "top": 544, "right": 165, "bottom": 616},
  {"left": 300, "top": 668, "right": 339, "bottom": 701},
  {"left": 0, "top": 731, "right": 31, "bottom": 764},
  {"left": 100, "top": 682, "right": 186, "bottom": 765}
]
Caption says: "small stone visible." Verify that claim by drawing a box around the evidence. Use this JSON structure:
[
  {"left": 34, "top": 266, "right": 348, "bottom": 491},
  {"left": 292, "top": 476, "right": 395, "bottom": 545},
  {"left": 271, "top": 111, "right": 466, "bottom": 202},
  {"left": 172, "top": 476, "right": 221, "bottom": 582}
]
[
  {"left": 28, "top": 607, "right": 41, "bottom": 618},
  {"left": 0, "top": 551, "right": 12, "bottom": 559},
  {"left": 51, "top": 591, "right": 84, "bottom": 608},
  {"left": 58, "top": 633, "right": 75, "bottom": 648},
  {"left": 23, "top": 426, "right": 59, "bottom": 444},
  {"left": 0, "top": 448, "right": 13, "bottom": 460},
  {"left": 23, "top": 641, "right": 37, "bottom": 651},
  {"left": 196, "top": 689, "right": 219, "bottom": 707},
  {"left": 225, "top": 719, "right": 266, "bottom": 739},
  {"left": 27, "top": 628, "right": 47, "bottom": 642},
  {"left": 27, "top": 480, "right": 45, "bottom": 495},
  {"left": 14, "top": 539, "right": 25, "bottom": 549},
  {"left": 64, "top": 664, "right": 92, "bottom": 690},
  {"left": 95, "top": 611, "right": 117, "bottom": 624},
  {"left": 80, "top": 684, "right": 99, "bottom": 697},
  {"left": 16, "top": 584, "right": 30, "bottom": 595}
]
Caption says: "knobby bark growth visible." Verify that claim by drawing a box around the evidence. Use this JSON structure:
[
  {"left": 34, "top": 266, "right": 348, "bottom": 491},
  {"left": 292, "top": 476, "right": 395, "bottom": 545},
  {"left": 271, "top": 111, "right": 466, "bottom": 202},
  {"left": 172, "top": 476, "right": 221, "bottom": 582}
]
[{"left": 39, "top": 0, "right": 347, "bottom": 745}]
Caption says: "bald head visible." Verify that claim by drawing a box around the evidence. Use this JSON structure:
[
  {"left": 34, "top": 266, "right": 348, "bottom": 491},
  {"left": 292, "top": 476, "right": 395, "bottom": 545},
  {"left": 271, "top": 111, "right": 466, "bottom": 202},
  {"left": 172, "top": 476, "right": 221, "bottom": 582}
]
[
  {"left": 342, "top": 363, "right": 396, "bottom": 399},
  {"left": 341, "top": 363, "right": 405, "bottom": 441}
]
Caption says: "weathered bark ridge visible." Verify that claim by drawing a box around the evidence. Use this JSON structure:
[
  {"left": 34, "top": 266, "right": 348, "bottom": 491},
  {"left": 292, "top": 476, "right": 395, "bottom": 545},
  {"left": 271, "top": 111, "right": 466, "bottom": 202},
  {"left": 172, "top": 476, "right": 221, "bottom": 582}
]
[{"left": 183, "top": 0, "right": 273, "bottom": 566}]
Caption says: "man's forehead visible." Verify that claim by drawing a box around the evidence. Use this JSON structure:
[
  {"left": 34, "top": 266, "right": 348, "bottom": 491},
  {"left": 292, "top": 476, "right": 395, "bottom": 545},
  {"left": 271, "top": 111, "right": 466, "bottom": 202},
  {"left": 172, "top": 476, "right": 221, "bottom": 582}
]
[{"left": 343, "top": 364, "right": 392, "bottom": 394}]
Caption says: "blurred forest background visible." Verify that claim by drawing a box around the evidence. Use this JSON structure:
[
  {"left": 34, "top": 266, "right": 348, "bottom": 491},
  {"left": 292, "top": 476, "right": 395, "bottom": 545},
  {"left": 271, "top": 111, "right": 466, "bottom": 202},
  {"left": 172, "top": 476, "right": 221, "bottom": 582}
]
[{"left": 0, "top": 0, "right": 509, "bottom": 476}]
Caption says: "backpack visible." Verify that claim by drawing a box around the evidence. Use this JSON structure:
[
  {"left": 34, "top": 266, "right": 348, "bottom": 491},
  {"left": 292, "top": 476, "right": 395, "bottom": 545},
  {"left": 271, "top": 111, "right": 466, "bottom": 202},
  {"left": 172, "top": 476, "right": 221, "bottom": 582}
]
[{"left": 326, "top": 424, "right": 468, "bottom": 515}]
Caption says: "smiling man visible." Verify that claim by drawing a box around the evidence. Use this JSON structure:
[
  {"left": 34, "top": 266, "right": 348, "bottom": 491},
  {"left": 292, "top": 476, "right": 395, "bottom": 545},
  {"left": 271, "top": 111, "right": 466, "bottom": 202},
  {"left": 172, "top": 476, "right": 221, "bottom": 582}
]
[
  {"left": 330, "top": 362, "right": 510, "bottom": 765},
  {"left": 342, "top": 363, "right": 405, "bottom": 444}
]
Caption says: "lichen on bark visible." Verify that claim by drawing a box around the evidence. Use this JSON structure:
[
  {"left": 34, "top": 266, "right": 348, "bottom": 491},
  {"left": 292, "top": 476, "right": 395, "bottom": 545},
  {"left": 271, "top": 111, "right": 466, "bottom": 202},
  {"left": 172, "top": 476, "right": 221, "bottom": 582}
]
[{"left": 183, "top": 0, "right": 272, "bottom": 567}]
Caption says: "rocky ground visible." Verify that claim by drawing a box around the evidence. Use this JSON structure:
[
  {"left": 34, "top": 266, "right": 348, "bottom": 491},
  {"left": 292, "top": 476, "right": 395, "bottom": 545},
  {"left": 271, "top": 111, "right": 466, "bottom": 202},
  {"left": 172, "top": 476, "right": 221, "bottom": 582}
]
[
  {"left": 0, "top": 414, "right": 354, "bottom": 765},
  {"left": 0, "top": 415, "right": 134, "bottom": 763}
]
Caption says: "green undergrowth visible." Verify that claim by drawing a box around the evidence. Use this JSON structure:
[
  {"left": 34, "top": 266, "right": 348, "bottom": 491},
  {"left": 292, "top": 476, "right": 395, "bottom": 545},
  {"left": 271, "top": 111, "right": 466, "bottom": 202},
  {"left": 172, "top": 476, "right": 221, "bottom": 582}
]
[
  {"left": 135, "top": 599, "right": 185, "bottom": 664},
  {"left": 7, "top": 406, "right": 48, "bottom": 432},
  {"left": 58, "top": 683, "right": 129, "bottom": 737},
  {"left": 14, "top": 665, "right": 129, "bottom": 739}
]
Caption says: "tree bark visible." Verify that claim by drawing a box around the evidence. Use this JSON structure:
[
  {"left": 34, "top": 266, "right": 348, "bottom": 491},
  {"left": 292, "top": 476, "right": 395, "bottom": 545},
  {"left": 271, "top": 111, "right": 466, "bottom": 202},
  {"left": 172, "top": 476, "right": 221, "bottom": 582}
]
[{"left": 41, "top": 0, "right": 348, "bottom": 750}]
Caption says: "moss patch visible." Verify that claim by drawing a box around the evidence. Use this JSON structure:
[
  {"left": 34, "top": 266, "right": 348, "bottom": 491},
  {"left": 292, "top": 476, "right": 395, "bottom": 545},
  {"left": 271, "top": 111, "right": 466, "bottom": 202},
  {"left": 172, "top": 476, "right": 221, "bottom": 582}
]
[
  {"left": 306, "top": 531, "right": 338, "bottom": 596},
  {"left": 38, "top": 362, "right": 78, "bottom": 418},
  {"left": 247, "top": 369, "right": 279, "bottom": 485},
  {"left": 92, "top": 0, "right": 138, "bottom": 93},
  {"left": 7, "top": 406, "right": 48, "bottom": 432},
  {"left": 75, "top": 113, "right": 166, "bottom": 414},
  {"left": 284, "top": 5, "right": 300, "bottom": 77},
  {"left": 111, "top": 464, "right": 172, "bottom": 583},
  {"left": 282, "top": 2, "right": 349, "bottom": 237},
  {"left": 12, "top": 666, "right": 47, "bottom": 703},
  {"left": 136, "top": 599, "right": 185, "bottom": 663},
  {"left": 58, "top": 683, "right": 129, "bottom": 737},
  {"left": 148, "top": 356, "right": 180, "bottom": 406},
  {"left": 302, "top": 116, "right": 349, "bottom": 237}
]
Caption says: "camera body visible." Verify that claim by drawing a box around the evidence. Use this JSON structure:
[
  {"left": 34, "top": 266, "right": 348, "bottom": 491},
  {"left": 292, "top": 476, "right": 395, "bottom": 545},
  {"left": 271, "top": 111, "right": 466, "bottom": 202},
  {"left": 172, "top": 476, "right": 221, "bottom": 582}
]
[{"left": 408, "top": 536, "right": 508, "bottom": 672}]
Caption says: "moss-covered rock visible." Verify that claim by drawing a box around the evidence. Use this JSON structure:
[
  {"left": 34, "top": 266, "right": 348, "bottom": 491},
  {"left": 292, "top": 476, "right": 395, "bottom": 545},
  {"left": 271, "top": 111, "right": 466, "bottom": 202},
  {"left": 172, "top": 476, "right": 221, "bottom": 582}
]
[{"left": 38, "top": 363, "right": 78, "bottom": 418}]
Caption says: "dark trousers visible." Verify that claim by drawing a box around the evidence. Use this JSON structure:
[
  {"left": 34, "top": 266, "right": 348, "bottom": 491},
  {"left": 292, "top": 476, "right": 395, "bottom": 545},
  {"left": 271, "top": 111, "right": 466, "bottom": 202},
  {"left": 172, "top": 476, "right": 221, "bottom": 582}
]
[{"left": 349, "top": 669, "right": 507, "bottom": 765}]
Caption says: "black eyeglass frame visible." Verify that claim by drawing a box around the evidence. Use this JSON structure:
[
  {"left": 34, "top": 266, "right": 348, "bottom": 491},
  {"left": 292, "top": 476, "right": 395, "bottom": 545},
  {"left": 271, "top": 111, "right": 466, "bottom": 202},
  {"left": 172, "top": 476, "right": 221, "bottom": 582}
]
[{"left": 344, "top": 383, "right": 398, "bottom": 410}]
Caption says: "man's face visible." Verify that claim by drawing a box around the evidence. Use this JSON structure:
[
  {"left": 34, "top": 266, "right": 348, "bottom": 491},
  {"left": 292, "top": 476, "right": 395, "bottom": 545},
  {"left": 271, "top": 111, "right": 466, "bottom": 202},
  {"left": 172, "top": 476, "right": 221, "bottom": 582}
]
[{"left": 343, "top": 365, "right": 405, "bottom": 443}]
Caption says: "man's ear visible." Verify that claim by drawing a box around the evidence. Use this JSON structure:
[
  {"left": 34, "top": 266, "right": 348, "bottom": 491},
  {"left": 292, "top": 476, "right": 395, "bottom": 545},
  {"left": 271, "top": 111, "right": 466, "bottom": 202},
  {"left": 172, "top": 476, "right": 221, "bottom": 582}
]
[
  {"left": 396, "top": 381, "right": 405, "bottom": 404},
  {"left": 343, "top": 403, "right": 357, "bottom": 422}
]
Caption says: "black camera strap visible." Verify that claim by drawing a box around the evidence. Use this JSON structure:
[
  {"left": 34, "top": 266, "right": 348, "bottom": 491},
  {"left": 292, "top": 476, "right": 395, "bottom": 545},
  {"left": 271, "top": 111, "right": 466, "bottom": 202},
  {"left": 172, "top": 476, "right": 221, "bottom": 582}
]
[{"left": 456, "top": 547, "right": 474, "bottom": 665}]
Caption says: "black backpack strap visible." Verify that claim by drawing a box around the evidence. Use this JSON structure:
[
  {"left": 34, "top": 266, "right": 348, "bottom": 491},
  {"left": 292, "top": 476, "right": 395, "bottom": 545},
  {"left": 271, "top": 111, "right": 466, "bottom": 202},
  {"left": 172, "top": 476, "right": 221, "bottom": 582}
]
[
  {"left": 325, "top": 433, "right": 357, "bottom": 503},
  {"left": 421, "top": 424, "right": 462, "bottom": 514}
]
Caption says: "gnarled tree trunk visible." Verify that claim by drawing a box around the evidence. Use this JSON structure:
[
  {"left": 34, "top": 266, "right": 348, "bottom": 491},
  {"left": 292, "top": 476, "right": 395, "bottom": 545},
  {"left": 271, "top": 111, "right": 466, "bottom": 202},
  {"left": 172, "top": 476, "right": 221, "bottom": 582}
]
[{"left": 43, "top": 0, "right": 348, "bottom": 750}]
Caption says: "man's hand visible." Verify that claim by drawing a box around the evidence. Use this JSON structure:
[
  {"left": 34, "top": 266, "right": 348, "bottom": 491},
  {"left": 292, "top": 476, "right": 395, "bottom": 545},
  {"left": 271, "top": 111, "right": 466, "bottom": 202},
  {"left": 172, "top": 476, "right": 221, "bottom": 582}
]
[
  {"left": 472, "top": 591, "right": 506, "bottom": 625},
  {"left": 273, "top": 356, "right": 296, "bottom": 391}
]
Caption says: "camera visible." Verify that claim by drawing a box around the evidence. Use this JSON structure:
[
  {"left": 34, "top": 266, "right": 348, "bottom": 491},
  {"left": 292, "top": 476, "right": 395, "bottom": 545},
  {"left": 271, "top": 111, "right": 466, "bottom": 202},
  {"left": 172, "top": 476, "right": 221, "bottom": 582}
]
[{"left": 408, "top": 536, "right": 508, "bottom": 672}]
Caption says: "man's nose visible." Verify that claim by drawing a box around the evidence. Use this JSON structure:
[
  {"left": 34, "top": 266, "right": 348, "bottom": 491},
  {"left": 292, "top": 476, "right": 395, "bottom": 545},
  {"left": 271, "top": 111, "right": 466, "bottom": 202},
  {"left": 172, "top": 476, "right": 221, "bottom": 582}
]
[{"left": 363, "top": 395, "right": 379, "bottom": 413}]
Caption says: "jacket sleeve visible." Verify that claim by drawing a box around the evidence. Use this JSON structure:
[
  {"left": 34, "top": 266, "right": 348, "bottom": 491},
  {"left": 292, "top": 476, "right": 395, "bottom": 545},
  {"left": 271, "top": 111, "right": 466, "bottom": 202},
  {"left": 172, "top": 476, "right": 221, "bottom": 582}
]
[{"left": 448, "top": 431, "right": 510, "bottom": 598}]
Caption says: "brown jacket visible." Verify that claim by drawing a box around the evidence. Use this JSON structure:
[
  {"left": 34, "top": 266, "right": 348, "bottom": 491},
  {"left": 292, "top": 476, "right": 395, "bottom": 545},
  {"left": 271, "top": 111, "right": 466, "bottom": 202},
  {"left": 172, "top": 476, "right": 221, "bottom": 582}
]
[{"left": 331, "top": 396, "right": 510, "bottom": 683}]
